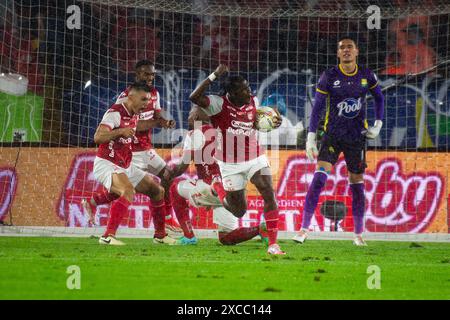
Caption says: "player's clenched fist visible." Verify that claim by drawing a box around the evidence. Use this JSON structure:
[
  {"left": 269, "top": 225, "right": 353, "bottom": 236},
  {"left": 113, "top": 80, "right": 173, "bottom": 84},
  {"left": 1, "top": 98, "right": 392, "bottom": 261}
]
[
  {"left": 306, "top": 132, "right": 318, "bottom": 161},
  {"left": 119, "top": 127, "right": 135, "bottom": 138},
  {"left": 214, "top": 64, "right": 229, "bottom": 77}
]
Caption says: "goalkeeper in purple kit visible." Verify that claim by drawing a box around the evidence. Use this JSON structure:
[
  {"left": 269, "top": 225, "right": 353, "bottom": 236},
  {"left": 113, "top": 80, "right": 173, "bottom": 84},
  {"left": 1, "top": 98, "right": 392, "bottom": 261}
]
[{"left": 294, "top": 38, "right": 385, "bottom": 246}]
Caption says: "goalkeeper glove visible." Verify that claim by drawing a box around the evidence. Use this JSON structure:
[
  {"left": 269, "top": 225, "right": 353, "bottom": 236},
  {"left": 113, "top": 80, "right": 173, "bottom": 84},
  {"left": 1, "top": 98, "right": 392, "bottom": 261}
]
[
  {"left": 366, "top": 120, "right": 383, "bottom": 139},
  {"left": 306, "top": 132, "right": 318, "bottom": 162}
]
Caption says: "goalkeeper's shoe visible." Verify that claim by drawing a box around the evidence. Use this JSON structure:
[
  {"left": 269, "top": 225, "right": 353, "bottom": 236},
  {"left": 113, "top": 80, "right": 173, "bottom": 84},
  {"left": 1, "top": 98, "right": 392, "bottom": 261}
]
[
  {"left": 81, "top": 198, "right": 97, "bottom": 226},
  {"left": 259, "top": 222, "right": 269, "bottom": 247},
  {"left": 267, "top": 243, "right": 286, "bottom": 255},
  {"left": 165, "top": 216, "right": 183, "bottom": 235},
  {"left": 153, "top": 235, "right": 177, "bottom": 245},
  {"left": 353, "top": 235, "right": 368, "bottom": 246},
  {"left": 292, "top": 229, "right": 308, "bottom": 244},
  {"left": 171, "top": 236, "right": 198, "bottom": 246},
  {"left": 99, "top": 235, "right": 125, "bottom": 246}
]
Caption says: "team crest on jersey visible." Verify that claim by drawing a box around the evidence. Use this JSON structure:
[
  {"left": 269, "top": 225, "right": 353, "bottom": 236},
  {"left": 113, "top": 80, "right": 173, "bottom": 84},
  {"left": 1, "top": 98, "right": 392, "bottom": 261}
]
[
  {"left": 337, "top": 98, "right": 362, "bottom": 118},
  {"left": 361, "top": 78, "right": 368, "bottom": 87}
]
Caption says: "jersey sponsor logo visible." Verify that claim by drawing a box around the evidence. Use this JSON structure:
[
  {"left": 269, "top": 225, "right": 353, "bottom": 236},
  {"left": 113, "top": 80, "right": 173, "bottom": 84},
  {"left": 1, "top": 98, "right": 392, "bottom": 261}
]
[
  {"left": 227, "top": 127, "right": 254, "bottom": 136},
  {"left": 231, "top": 120, "right": 253, "bottom": 130},
  {"left": 0, "top": 167, "right": 18, "bottom": 222},
  {"left": 139, "top": 110, "right": 155, "bottom": 120},
  {"left": 333, "top": 80, "right": 341, "bottom": 87},
  {"left": 337, "top": 98, "right": 362, "bottom": 118},
  {"left": 118, "top": 137, "right": 133, "bottom": 144},
  {"left": 361, "top": 78, "right": 368, "bottom": 88}
]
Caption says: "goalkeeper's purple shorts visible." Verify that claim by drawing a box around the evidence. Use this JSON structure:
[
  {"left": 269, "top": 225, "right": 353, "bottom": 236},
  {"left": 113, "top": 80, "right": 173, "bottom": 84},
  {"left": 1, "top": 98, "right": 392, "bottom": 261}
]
[{"left": 317, "top": 134, "right": 367, "bottom": 174}]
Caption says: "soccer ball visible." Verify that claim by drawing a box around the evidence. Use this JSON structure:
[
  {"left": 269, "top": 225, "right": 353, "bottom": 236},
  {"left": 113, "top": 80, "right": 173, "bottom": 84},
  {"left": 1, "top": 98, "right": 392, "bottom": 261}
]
[{"left": 256, "top": 106, "right": 278, "bottom": 132}]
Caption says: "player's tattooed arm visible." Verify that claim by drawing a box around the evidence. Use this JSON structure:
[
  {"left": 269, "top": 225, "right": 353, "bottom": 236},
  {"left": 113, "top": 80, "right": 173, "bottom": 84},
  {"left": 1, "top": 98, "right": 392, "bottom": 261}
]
[
  {"left": 189, "top": 64, "right": 228, "bottom": 108},
  {"left": 93, "top": 124, "right": 134, "bottom": 144}
]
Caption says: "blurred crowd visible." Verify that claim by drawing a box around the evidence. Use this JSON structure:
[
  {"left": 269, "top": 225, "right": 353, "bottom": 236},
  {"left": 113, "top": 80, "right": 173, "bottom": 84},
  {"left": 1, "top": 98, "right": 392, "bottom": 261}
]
[{"left": 0, "top": 0, "right": 448, "bottom": 96}]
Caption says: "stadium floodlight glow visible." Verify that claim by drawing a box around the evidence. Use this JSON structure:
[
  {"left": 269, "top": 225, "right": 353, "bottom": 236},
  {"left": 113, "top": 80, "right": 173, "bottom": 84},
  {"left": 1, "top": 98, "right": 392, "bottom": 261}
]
[{"left": 84, "top": 80, "right": 91, "bottom": 89}]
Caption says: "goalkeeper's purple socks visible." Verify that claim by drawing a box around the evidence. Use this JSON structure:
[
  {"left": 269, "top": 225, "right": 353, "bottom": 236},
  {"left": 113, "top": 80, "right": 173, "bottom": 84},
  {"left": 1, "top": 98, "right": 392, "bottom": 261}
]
[
  {"left": 350, "top": 183, "right": 365, "bottom": 235},
  {"left": 301, "top": 171, "right": 328, "bottom": 229}
]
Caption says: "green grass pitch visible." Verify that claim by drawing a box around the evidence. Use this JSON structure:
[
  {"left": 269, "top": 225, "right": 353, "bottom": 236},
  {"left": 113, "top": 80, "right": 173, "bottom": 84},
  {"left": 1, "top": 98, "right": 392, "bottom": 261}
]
[{"left": 0, "top": 236, "right": 449, "bottom": 300}]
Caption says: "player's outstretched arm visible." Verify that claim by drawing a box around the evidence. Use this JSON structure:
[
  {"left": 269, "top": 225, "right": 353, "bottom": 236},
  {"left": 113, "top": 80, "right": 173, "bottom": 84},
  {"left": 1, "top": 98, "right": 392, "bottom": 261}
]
[
  {"left": 189, "top": 64, "right": 228, "bottom": 108},
  {"left": 93, "top": 125, "right": 134, "bottom": 145}
]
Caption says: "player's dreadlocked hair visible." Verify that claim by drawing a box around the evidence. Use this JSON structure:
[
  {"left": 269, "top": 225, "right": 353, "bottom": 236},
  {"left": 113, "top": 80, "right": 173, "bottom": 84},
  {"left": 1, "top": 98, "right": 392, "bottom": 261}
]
[
  {"left": 135, "top": 59, "right": 155, "bottom": 70},
  {"left": 220, "top": 75, "right": 247, "bottom": 96}
]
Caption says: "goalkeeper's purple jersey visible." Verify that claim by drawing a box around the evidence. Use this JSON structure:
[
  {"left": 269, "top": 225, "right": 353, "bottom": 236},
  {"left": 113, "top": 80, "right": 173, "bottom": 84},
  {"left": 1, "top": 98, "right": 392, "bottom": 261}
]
[{"left": 316, "top": 64, "right": 379, "bottom": 140}]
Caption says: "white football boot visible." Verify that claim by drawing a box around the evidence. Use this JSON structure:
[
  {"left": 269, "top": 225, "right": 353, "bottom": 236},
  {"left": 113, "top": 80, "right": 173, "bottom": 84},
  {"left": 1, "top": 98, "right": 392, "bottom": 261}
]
[
  {"left": 292, "top": 229, "right": 308, "bottom": 244},
  {"left": 99, "top": 235, "right": 125, "bottom": 246},
  {"left": 267, "top": 244, "right": 286, "bottom": 255},
  {"left": 353, "top": 235, "right": 368, "bottom": 246},
  {"left": 153, "top": 235, "right": 177, "bottom": 245}
]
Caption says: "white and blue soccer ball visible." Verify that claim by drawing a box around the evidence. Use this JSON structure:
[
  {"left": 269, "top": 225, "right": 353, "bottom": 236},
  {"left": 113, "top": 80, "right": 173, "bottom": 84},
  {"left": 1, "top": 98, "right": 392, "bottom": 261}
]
[{"left": 256, "top": 106, "right": 278, "bottom": 132}]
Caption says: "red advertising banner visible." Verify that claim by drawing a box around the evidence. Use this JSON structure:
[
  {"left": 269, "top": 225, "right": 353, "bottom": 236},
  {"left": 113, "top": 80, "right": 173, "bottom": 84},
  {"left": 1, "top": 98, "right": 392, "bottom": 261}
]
[{"left": 0, "top": 148, "right": 448, "bottom": 233}]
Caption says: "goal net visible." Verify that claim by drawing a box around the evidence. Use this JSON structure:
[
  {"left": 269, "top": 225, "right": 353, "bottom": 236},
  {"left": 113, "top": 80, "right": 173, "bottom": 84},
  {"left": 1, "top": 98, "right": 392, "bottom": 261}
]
[{"left": 0, "top": 0, "right": 449, "bottom": 239}]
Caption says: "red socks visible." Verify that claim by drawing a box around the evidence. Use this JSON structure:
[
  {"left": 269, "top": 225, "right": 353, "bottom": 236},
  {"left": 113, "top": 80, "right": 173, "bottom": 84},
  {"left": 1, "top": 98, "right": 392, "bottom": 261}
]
[
  {"left": 170, "top": 182, "right": 195, "bottom": 238},
  {"left": 103, "top": 196, "right": 131, "bottom": 237},
  {"left": 264, "top": 210, "right": 280, "bottom": 246},
  {"left": 218, "top": 227, "right": 260, "bottom": 245},
  {"left": 93, "top": 189, "right": 119, "bottom": 206},
  {"left": 151, "top": 198, "right": 166, "bottom": 239}
]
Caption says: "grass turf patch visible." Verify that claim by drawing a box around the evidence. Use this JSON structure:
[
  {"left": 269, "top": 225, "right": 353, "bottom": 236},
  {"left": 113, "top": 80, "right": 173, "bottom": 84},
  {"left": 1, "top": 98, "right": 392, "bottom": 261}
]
[{"left": 0, "top": 237, "right": 449, "bottom": 299}]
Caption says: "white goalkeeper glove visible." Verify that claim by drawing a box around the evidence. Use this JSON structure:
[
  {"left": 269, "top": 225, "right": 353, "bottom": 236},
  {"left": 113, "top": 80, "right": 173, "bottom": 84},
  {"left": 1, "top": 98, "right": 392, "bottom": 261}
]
[
  {"left": 366, "top": 120, "right": 383, "bottom": 139},
  {"left": 306, "top": 132, "right": 318, "bottom": 161}
]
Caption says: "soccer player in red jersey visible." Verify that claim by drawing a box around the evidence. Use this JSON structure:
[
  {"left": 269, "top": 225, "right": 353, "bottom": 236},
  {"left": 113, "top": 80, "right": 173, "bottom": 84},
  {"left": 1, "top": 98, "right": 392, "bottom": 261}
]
[
  {"left": 168, "top": 107, "right": 268, "bottom": 246},
  {"left": 93, "top": 82, "right": 172, "bottom": 245},
  {"left": 189, "top": 65, "right": 285, "bottom": 255},
  {"left": 83, "top": 60, "right": 182, "bottom": 239}
]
